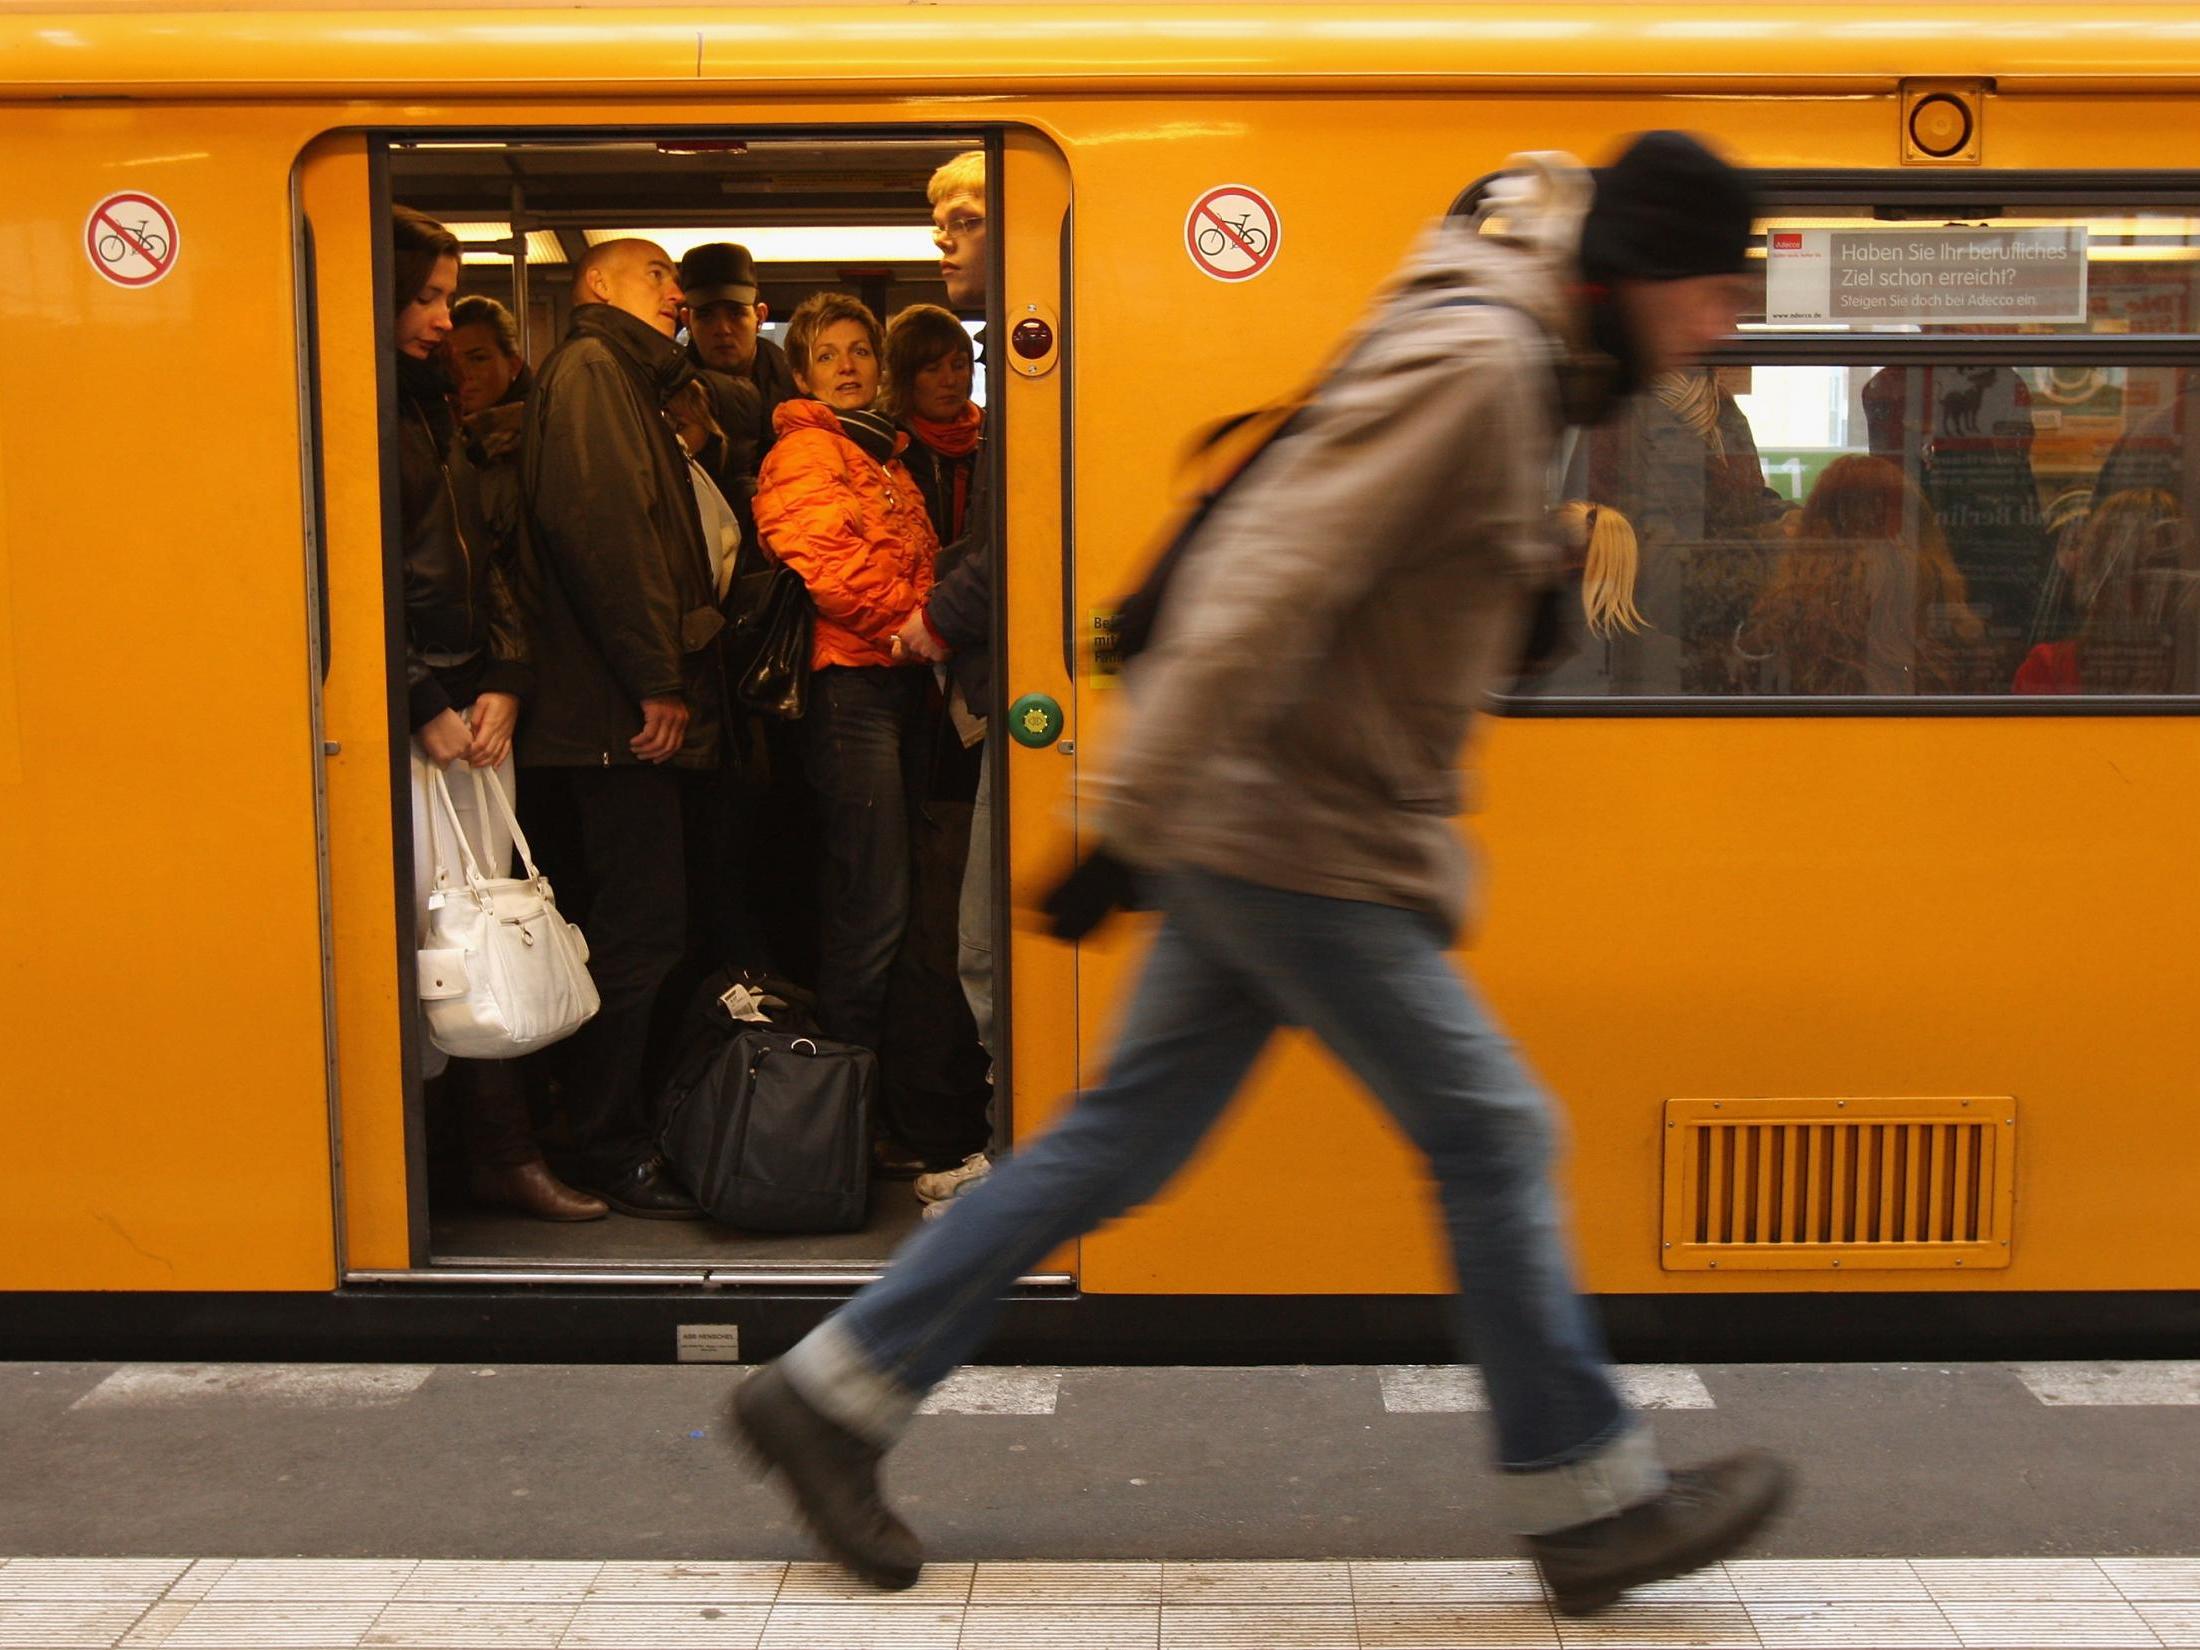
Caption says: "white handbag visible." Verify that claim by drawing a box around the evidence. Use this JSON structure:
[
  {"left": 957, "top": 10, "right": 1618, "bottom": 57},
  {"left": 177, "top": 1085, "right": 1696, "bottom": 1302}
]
[{"left": 416, "top": 762, "right": 600, "bottom": 1059}]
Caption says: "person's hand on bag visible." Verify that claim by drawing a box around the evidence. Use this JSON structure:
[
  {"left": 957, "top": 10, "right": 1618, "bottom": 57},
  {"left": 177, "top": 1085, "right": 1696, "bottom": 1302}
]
[
  {"left": 1040, "top": 848, "right": 1139, "bottom": 942},
  {"left": 465, "top": 692, "right": 520, "bottom": 769},
  {"left": 632, "top": 695, "right": 689, "bottom": 763},
  {"left": 419, "top": 707, "right": 473, "bottom": 767}
]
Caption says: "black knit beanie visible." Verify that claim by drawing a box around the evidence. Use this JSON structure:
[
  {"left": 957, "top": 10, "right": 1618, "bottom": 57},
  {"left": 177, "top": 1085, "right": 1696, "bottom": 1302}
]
[{"left": 1578, "top": 131, "right": 1758, "bottom": 285}]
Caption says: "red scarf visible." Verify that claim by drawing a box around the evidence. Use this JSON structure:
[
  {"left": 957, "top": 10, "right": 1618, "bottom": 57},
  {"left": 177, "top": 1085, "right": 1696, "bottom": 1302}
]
[
  {"left": 910, "top": 402, "right": 983, "bottom": 539},
  {"left": 909, "top": 401, "right": 983, "bottom": 457}
]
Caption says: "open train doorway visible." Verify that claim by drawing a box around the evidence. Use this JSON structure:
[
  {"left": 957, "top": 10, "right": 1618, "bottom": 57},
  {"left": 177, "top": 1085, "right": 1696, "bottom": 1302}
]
[{"left": 377, "top": 131, "right": 1009, "bottom": 1276}]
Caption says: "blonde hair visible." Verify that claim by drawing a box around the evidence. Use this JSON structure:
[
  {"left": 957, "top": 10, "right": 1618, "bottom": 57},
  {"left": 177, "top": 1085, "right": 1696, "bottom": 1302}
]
[
  {"left": 1557, "top": 500, "right": 1648, "bottom": 639},
  {"left": 928, "top": 150, "right": 985, "bottom": 206},
  {"left": 783, "top": 291, "right": 883, "bottom": 383}
]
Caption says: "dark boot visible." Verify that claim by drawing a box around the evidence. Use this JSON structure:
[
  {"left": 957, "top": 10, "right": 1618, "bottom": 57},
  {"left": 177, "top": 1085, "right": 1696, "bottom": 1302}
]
[
  {"left": 729, "top": 1362, "right": 922, "bottom": 1590},
  {"left": 1527, "top": 1449, "right": 1791, "bottom": 1617},
  {"left": 469, "top": 1161, "right": 609, "bottom": 1222}
]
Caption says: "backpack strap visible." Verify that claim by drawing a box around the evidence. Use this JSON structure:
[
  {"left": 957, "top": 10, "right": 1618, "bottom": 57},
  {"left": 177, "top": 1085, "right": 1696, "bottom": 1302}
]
[{"left": 1111, "top": 293, "right": 1540, "bottom": 666}]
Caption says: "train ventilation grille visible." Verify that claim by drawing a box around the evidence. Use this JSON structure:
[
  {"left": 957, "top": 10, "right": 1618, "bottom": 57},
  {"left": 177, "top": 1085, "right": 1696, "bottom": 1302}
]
[{"left": 1661, "top": 1097, "right": 2015, "bottom": 1271}]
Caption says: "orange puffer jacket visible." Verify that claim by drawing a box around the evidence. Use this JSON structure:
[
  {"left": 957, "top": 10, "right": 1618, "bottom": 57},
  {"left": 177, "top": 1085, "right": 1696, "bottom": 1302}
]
[{"left": 754, "top": 399, "right": 939, "bottom": 670}]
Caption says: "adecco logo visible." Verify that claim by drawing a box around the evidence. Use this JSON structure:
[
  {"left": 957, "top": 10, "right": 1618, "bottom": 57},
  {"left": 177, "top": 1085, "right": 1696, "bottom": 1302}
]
[{"left": 1772, "top": 232, "right": 1805, "bottom": 251}]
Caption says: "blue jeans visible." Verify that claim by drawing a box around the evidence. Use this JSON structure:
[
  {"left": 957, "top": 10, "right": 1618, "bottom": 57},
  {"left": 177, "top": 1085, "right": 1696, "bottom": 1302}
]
[
  {"left": 782, "top": 869, "right": 1664, "bottom": 1532},
  {"left": 802, "top": 665, "right": 924, "bottom": 1051}
]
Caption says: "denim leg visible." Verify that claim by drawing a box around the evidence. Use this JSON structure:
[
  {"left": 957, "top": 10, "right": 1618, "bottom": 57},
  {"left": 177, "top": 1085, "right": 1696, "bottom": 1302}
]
[
  {"left": 803, "top": 667, "right": 919, "bottom": 1050},
  {"left": 781, "top": 910, "right": 1277, "bottom": 1445},
  {"left": 1163, "top": 871, "right": 1661, "bottom": 1531}
]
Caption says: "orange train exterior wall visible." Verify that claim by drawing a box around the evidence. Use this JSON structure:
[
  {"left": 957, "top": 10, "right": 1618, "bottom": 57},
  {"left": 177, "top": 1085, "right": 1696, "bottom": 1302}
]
[{"left": 0, "top": 6, "right": 2194, "bottom": 1296}]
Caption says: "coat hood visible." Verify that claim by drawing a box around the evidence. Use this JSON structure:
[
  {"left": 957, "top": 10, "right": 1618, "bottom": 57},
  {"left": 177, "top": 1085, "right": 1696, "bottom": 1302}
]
[{"left": 1380, "top": 152, "right": 1625, "bottom": 424}]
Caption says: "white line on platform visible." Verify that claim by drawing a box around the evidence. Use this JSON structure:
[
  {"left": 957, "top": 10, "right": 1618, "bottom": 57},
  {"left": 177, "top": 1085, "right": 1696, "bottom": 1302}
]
[
  {"left": 1378, "top": 1364, "right": 1715, "bottom": 1413},
  {"left": 2011, "top": 1359, "right": 2200, "bottom": 1405},
  {"left": 915, "top": 1367, "right": 1062, "bottom": 1416},
  {"left": 68, "top": 1365, "right": 434, "bottom": 1411}
]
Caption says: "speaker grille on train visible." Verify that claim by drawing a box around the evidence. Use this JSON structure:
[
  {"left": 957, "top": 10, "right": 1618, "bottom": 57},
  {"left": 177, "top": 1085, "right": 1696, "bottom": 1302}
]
[{"left": 1661, "top": 1098, "right": 2016, "bottom": 1271}]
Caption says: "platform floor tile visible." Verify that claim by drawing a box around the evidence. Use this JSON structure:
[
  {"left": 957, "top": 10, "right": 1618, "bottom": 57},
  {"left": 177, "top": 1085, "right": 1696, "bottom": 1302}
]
[
  {"left": 970, "top": 1561, "right": 1163, "bottom": 1604},
  {"left": 0, "top": 1600, "right": 152, "bottom": 1648},
  {"left": 956, "top": 1603, "right": 1160, "bottom": 1649},
  {"left": 1157, "top": 1601, "right": 1359, "bottom": 1648},
  {"left": 1161, "top": 1560, "right": 1353, "bottom": 1604},
  {"left": 1355, "top": 1600, "right": 1560, "bottom": 1646},
  {"left": 558, "top": 1601, "right": 771, "bottom": 1648}
]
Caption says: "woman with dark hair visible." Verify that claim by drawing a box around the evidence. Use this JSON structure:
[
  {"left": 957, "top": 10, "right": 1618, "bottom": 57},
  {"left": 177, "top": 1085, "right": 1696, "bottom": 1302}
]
[
  {"left": 882, "top": 303, "right": 981, "bottom": 547},
  {"left": 390, "top": 205, "right": 603, "bottom": 1223}
]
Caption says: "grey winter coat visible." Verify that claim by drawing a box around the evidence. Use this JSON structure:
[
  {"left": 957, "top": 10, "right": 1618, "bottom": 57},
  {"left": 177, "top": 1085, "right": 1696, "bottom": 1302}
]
[{"left": 1090, "top": 204, "right": 1592, "bottom": 939}]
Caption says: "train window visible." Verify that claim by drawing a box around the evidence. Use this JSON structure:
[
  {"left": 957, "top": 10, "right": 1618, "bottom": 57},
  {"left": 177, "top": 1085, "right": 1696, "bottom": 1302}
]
[{"left": 1506, "top": 189, "right": 2200, "bottom": 711}]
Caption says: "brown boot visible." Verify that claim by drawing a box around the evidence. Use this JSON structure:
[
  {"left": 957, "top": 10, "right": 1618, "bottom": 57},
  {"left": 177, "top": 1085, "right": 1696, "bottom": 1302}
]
[{"left": 469, "top": 1160, "right": 609, "bottom": 1222}]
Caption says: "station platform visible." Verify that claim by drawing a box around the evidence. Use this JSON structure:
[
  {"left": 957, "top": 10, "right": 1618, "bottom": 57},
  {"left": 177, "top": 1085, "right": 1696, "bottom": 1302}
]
[{"left": 3, "top": 1357, "right": 2195, "bottom": 1646}]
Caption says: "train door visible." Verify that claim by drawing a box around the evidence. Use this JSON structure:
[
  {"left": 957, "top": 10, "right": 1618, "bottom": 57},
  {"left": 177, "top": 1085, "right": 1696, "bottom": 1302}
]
[{"left": 297, "top": 125, "right": 1078, "bottom": 1285}]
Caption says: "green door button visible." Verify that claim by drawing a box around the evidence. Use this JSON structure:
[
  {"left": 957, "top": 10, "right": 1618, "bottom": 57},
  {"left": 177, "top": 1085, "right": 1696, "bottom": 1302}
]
[{"left": 1007, "top": 692, "right": 1064, "bottom": 748}]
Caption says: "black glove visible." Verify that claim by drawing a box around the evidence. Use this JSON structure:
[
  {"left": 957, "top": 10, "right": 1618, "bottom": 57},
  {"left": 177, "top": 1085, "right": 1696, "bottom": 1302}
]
[{"left": 1041, "top": 848, "right": 1139, "bottom": 942}]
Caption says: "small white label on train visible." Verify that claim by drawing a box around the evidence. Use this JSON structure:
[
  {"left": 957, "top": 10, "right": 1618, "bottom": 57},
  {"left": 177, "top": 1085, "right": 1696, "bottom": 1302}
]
[{"left": 676, "top": 1323, "right": 741, "bottom": 1362}]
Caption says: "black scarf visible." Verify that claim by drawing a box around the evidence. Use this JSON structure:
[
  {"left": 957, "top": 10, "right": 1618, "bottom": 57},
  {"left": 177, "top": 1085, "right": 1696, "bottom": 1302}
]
[
  {"left": 1583, "top": 286, "right": 1650, "bottom": 408},
  {"left": 396, "top": 352, "right": 455, "bottom": 447},
  {"left": 833, "top": 406, "right": 901, "bottom": 466}
]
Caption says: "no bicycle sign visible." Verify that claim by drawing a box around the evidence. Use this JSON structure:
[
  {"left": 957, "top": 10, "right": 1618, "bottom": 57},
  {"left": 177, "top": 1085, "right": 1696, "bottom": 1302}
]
[
  {"left": 85, "top": 191, "right": 180, "bottom": 289},
  {"left": 1186, "top": 184, "right": 1279, "bottom": 283}
]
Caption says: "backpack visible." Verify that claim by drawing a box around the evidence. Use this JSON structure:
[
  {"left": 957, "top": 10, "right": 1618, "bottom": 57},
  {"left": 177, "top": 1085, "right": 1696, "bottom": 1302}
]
[{"left": 656, "top": 975, "right": 875, "bottom": 1233}]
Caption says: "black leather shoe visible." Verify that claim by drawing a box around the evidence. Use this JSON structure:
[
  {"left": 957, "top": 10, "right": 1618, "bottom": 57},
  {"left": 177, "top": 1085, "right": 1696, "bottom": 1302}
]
[
  {"left": 1527, "top": 1449, "right": 1791, "bottom": 1617},
  {"left": 591, "top": 1156, "right": 704, "bottom": 1220},
  {"left": 729, "top": 1362, "right": 923, "bottom": 1590}
]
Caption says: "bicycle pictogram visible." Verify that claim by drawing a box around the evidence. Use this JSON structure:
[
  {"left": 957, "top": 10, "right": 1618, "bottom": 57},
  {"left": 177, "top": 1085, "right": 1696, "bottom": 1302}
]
[
  {"left": 84, "top": 192, "right": 180, "bottom": 289},
  {"left": 96, "top": 217, "right": 170, "bottom": 268},
  {"left": 1185, "top": 185, "right": 1280, "bottom": 283},
  {"left": 1196, "top": 212, "right": 1270, "bottom": 261}
]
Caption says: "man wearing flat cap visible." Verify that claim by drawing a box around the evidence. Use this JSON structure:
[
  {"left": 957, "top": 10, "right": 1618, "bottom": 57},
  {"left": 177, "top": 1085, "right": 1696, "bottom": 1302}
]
[{"left": 679, "top": 242, "right": 797, "bottom": 502}]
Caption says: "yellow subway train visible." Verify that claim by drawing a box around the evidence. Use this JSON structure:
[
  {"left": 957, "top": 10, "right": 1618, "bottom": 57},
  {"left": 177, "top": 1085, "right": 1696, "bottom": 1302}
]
[{"left": 3, "top": 2, "right": 2197, "bottom": 1361}]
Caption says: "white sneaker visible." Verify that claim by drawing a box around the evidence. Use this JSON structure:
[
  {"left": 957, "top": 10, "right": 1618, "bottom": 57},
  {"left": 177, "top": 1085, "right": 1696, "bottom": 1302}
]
[{"left": 913, "top": 1152, "right": 991, "bottom": 1205}]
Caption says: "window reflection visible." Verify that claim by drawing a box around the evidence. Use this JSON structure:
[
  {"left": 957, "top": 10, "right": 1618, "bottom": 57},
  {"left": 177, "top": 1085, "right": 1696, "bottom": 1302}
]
[{"left": 1528, "top": 363, "right": 2200, "bottom": 702}]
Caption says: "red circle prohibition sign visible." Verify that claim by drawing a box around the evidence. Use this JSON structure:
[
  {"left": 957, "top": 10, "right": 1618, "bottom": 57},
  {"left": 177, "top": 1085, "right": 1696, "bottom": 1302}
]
[
  {"left": 1186, "top": 185, "right": 1280, "bottom": 283},
  {"left": 85, "top": 192, "right": 180, "bottom": 288}
]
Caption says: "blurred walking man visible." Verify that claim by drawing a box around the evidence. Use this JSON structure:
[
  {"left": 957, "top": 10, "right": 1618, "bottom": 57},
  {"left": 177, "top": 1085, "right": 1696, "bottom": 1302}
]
[{"left": 733, "top": 134, "right": 1791, "bottom": 1617}]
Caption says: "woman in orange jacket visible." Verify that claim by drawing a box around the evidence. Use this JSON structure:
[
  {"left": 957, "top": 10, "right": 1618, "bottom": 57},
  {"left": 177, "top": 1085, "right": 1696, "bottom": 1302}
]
[{"left": 754, "top": 292, "right": 940, "bottom": 1070}]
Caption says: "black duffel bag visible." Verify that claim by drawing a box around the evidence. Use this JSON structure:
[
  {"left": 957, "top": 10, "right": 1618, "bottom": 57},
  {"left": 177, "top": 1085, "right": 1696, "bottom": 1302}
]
[{"left": 658, "top": 1011, "right": 875, "bottom": 1233}]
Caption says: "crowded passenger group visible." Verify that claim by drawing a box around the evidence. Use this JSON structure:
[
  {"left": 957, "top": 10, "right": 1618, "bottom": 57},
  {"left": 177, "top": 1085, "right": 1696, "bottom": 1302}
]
[{"left": 389, "top": 153, "right": 997, "bottom": 1225}]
